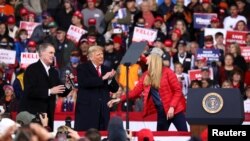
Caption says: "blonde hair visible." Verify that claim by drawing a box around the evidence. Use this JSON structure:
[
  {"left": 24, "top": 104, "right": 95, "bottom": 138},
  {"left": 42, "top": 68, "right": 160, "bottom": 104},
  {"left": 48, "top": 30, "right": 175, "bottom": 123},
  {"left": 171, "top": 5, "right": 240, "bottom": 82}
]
[
  {"left": 230, "top": 42, "right": 241, "bottom": 56},
  {"left": 144, "top": 54, "right": 162, "bottom": 89},
  {"left": 87, "top": 45, "right": 103, "bottom": 58}
]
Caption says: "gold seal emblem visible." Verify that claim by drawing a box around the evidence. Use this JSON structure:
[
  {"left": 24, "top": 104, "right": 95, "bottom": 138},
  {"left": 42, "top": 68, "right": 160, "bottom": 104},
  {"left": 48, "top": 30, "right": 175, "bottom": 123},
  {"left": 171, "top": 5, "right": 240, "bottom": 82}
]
[{"left": 202, "top": 93, "right": 223, "bottom": 114}]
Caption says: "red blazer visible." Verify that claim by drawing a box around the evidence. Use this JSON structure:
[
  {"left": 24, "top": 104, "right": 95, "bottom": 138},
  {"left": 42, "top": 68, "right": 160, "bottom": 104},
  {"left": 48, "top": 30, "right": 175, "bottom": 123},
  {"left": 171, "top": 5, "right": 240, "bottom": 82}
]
[{"left": 121, "top": 67, "right": 186, "bottom": 117}]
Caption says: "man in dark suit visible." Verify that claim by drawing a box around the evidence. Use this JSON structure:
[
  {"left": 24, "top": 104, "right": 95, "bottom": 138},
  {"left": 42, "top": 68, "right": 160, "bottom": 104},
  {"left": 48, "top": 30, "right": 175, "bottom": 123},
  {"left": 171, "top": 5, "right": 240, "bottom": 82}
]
[
  {"left": 19, "top": 43, "right": 71, "bottom": 130},
  {"left": 75, "top": 45, "right": 119, "bottom": 131}
]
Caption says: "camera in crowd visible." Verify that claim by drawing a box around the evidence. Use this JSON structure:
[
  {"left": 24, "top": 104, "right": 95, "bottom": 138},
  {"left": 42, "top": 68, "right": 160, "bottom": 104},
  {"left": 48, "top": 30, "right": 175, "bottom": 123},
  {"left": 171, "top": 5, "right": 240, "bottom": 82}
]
[{"left": 31, "top": 112, "right": 45, "bottom": 125}]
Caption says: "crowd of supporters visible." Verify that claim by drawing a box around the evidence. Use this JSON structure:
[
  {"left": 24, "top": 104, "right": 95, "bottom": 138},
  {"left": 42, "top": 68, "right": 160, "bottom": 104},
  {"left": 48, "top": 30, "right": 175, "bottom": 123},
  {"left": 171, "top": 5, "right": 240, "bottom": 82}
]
[{"left": 0, "top": 0, "right": 250, "bottom": 140}]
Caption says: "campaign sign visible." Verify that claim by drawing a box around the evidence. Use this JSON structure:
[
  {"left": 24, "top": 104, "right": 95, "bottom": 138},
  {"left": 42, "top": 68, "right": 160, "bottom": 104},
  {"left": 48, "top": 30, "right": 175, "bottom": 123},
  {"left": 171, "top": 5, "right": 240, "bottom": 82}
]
[
  {"left": 0, "top": 49, "right": 16, "bottom": 64},
  {"left": 241, "top": 47, "right": 250, "bottom": 62},
  {"left": 19, "top": 21, "right": 41, "bottom": 38},
  {"left": 197, "top": 48, "right": 220, "bottom": 62},
  {"left": 226, "top": 31, "right": 247, "bottom": 47},
  {"left": 204, "top": 28, "right": 227, "bottom": 44},
  {"left": 188, "top": 68, "right": 214, "bottom": 82},
  {"left": 132, "top": 27, "right": 157, "bottom": 43},
  {"left": 20, "top": 53, "right": 39, "bottom": 68},
  {"left": 67, "top": 25, "right": 87, "bottom": 43},
  {"left": 193, "top": 13, "right": 217, "bottom": 29}
]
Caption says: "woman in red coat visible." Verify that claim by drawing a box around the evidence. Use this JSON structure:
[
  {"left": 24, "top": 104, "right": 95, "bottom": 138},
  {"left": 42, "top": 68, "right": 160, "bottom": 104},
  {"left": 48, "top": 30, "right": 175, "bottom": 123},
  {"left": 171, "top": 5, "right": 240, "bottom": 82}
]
[{"left": 108, "top": 49, "right": 187, "bottom": 131}]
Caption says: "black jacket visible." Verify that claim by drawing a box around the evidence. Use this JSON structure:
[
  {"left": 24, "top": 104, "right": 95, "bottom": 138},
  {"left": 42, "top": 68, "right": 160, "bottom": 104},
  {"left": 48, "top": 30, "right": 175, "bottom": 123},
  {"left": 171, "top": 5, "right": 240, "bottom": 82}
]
[
  {"left": 19, "top": 60, "right": 70, "bottom": 130},
  {"left": 74, "top": 61, "right": 119, "bottom": 131}
]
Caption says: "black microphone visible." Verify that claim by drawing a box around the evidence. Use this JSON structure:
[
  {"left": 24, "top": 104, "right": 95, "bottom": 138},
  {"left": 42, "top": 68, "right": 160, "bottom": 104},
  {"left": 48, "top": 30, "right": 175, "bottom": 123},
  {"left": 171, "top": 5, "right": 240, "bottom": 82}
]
[{"left": 65, "top": 70, "right": 75, "bottom": 88}]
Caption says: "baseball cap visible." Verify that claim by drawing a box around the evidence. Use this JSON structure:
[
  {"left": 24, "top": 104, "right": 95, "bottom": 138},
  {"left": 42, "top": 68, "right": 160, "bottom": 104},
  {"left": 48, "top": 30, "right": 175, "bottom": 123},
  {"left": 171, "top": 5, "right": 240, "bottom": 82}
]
[
  {"left": 88, "top": 18, "right": 96, "bottom": 25},
  {"left": 137, "top": 128, "right": 154, "bottom": 141},
  {"left": 48, "top": 21, "right": 58, "bottom": 28},
  {"left": 154, "top": 16, "right": 163, "bottom": 23},
  {"left": 27, "top": 40, "right": 37, "bottom": 48},
  {"left": 164, "top": 39, "right": 173, "bottom": 47},
  {"left": 73, "top": 11, "right": 83, "bottom": 19},
  {"left": 211, "top": 16, "right": 219, "bottom": 23},
  {"left": 20, "top": 8, "right": 29, "bottom": 16},
  {"left": 42, "top": 11, "right": 52, "bottom": 19},
  {"left": 202, "top": 0, "right": 210, "bottom": 4},
  {"left": 172, "top": 28, "right": 182, "bottom": 37},
  {"left": 7, "top": 16, "right": 16, "bottom": 24},
  {"left": 16, "top": 111, "right": 36, "bottom": 125}
]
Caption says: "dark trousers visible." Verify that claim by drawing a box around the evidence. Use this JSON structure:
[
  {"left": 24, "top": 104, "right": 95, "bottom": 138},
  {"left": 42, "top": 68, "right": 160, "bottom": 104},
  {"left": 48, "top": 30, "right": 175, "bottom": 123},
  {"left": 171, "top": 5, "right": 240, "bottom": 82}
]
[{"left": 157, "top": 108, "right": 188, "bottom": 131}]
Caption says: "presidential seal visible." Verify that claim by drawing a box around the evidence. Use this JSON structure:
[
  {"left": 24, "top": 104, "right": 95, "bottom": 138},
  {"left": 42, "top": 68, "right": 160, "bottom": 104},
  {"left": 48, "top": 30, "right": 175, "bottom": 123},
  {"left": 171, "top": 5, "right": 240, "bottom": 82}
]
[{"left": 202, "top": 93, "right": 223, "bottom": 114}]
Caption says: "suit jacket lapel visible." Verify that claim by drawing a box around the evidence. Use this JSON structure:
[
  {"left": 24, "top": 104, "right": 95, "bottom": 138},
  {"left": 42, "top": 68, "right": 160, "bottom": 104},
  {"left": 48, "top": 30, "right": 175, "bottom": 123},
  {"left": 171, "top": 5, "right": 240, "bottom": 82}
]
[{"left": 38, "top": 60, "right": 49, "bottom": 80}]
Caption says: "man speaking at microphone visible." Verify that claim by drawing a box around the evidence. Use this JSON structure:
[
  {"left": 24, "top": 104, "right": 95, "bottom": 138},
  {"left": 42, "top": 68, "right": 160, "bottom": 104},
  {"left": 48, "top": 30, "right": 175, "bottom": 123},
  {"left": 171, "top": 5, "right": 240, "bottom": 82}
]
[
  {"left": 19, "top": 43, "right": 72, "bottom": 130},
  {"left": 75, "top": 45, "right": 119, "bottom": 131}
]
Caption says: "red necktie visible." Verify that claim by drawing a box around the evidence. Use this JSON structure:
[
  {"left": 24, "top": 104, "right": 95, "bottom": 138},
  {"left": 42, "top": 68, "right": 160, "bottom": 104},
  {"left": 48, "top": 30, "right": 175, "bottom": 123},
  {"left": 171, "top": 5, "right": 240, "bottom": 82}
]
[{"left": 96, "top": 66, "right": 101, "bottom": 77}]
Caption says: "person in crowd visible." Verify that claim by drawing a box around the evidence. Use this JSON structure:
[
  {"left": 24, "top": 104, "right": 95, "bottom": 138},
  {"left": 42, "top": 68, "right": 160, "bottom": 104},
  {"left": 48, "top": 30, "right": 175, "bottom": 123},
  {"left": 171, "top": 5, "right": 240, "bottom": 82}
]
[
  {"left": 229, "top": 43, "right": 247, "bottom": 73},
  {"left": 13, "top": 68, "right": 25, "bottom": 100},
  {"left": 19, "top": 43, "right": 72, "bottom": 130},
  {"left": 85, "top": 128, "right": 101, "bottom": 141},
  {"left": 108, "top": 48, "right": 187, "bottom": 131},
  {"left": 235, "top": 0, "right": 250, "bottom": 26},
  {"left": 78, "top": 38, "right": 89, "bottom": 63},
  {"left": 230, "top": 68, "right": 246, "bottom": 98},
  {"left": 174, "top": 63, "right": 189, "bottom": 99},
  {"left": 170, "top": 28, "right": 182, "bottom": 55},
  {"left": 103, "top": 39, "right": 120, "bottom": 69},
  {"left": 172, "top": 40, "right": 195, "bottom": 73},
  {"left": 103, "top": 116, "right": 132, "bottom": 141},
  {"left": 125, "top": 0, "right": 139, "bottom": 24},
  {"left": 214, "top": 32, "right": 225, "bottom": 55},
  {"left": 219, "top": 53, "right": 238, "bottom": 86},
  {"left": 157, "top": 0, "right": 174, "bottom": 16},
  {"left": 0, "top": 22, "right": 14, "bottom": 50},
  {"left": 0, "top": 68, "right": 7, "bottom": 99},
  {"left": 187, "top": 0, "right": 200, "bottom": 13},
  {"left": 0, "top": 0, "right": 14, "bottom": 16},
  {"left": 200, "top": 66, "right": 219, "bottom": 88},
  {"left": 26, "top": 40, "right": 37, "bottom": 53},
  {"left": 104, "top": 0, "right": 131, "bottom": 33},
  {"left": 55, "top": 0, "right": 74, "bottom": 30},
  {"left": 209, "top": 16, "right": 221, "bottom": 28},
  {"left": 188, "top": 41, "right": 199, "bottom": 57},
  {"left": 30, "top": 11, "right": 53, "bottom": 44},
  {"left": 137, "top": 128, "right": 154, "bottom": 141},
  {"left": 15, "top": 29, "right": 29, "bottom": 63},
  {"left": 133, "top": 0, "right": 158, "bottom": 28},
  {"left": 173, "top": 19, "right": 190, "bottom": 41},
  {"left": 71, "top": 10, "right": 85, "bottom": 29},
  {"left": 153, "top": 16, "right": 167, "bottom": 36},
  {"left": 6, "top": 15, "right": 18, "bottom": 39},
  {"left": 221, "top": 80, "right": 233, "bottom": 88},
  {"left": 244, "top": 86, "right": 250, "bottom": 112},
  {"left": 223, "top": 4, "right": 247, "bottom": 30},
  {"left": 81, "top": 0, "right": 105, "bottom": 34},
  {"left": 75, "top": 46, "right": 119, "bottom": 131},
  {"left": 234, "top": 20, "right": 248, "bottom": 31},
  {"left": 190, "top": 80, "right": 201, "bottom": 88},
  {"left": 51, "top": 27, "right": 76, "bottom": 70},
  {"left": 0, "top": 84, "right": 18, "bottom": 118}
]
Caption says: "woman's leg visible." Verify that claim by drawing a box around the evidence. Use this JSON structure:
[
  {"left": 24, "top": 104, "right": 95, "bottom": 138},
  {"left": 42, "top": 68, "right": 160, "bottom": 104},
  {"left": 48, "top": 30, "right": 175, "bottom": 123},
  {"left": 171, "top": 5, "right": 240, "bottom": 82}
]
[
  {"left": 172, "top": 112, "right": 188, "bottom": 131},
  {"left": 156, "top": 107, "right": 171, "bottom": 131}
]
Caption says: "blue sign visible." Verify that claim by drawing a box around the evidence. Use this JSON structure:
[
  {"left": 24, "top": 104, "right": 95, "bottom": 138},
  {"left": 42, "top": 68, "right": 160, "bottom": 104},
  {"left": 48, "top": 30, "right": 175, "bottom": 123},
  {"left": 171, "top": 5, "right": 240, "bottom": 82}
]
[
  {"left": 197, "top": 48, "right": 220, "bottom": 62},
  {"left": 193, "top": 13, "right": 217, "bottom": 29}
]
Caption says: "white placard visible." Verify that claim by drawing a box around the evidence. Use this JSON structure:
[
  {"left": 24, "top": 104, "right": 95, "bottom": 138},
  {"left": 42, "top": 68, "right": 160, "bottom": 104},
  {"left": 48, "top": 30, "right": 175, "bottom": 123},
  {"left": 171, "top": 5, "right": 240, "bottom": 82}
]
[
  {"left": 67, "top": 25, "right": 87, "bottom": 43},
  {"left": 0, "top": 49, "right": 16, "bottom": 64},
  {"left": 132, "top": 27, "right": 157, "bottom": 42}
]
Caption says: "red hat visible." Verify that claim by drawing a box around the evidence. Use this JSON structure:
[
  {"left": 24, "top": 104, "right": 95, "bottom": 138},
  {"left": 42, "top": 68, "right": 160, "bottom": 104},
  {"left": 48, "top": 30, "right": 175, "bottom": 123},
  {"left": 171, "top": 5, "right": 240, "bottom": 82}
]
[
  {"left": 113, "top": 36, "right": 122, "bottom": 44},
  {"left": 7, "top": 16, "right": 16, "bottom": 24},
  {"left": 3, "top": 85, "right": 14, "bottom": 92},
  {"left": 88, "top": 18, "right": 96, "bottom": 25},
  {"left": 164, "top": 39, "right": 173, "bottom": 47},
  {"left": 202, "top": 0, "right": 210, "bottom": 3},
  {"left": 73, "top": 11, "right": 83, "bottom": 19},
  {"left": 20, "top": 8, "right": 29, "bottom": 16},
  {"left": 154, "top": 16, "right": 163, "bottom": 23},
  {"left": 197, "top": 57, "right": 207, "bottom": 63},
  {"left": 87, "top": 36, "right": 96, "bottom": 43},
  {"left": 27, "top": 40, "right": 37, "bottom": 48},
  {"left": 210, "top": 16, "right": 219, "bottom": 23},
  {"left": 172, "top": 28, "right": 182, "bottom": 37},
  {"left": 87, "top": 0, "right": 96, "bottom": 3},
  {"left": 137, "top": 128, "right": 154, "bottom": 141}
]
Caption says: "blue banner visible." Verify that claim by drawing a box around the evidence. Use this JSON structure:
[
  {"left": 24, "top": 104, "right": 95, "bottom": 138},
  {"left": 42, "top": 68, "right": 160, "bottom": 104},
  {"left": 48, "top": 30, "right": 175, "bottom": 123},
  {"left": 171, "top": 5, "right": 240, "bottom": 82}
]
[
  {"left": 197, "top": 48, "right": 220, "bottom": 62},
  {"left": 193, "top": 13, "right": 217, "bottom": 29}
]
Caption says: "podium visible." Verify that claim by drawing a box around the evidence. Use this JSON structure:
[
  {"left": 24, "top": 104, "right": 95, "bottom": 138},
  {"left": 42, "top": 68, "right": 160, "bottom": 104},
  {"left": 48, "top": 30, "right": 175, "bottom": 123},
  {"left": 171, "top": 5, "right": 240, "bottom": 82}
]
[{"left": 186, "top": 88, "right": 244, "bottom": 136}]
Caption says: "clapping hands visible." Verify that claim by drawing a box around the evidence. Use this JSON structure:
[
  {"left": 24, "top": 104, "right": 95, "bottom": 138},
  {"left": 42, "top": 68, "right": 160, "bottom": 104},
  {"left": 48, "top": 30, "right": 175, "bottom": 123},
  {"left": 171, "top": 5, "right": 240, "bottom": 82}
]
[{"left": 102, "top": 69, "right": 116, "bottom": 80}]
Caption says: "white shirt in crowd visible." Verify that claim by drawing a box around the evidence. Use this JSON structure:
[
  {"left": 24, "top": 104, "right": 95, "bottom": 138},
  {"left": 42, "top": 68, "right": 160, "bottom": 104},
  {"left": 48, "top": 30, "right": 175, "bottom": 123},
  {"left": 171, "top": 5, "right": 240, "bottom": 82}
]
[
  {"left": 176, "top": 73, "right": 189, "bottom": 99},
  {"left": 223, "top": 15, "right": 247, "bottom": 30}
]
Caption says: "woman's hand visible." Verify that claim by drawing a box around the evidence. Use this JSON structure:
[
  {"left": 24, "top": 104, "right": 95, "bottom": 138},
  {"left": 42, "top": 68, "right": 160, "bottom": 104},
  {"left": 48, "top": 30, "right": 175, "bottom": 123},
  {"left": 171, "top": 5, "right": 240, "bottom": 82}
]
[
  {"left": 107, "top": 98, "right": 121, "bottom": 108},
  {"left": 167, "top": 107, "right": 175, "bottom": 120}
]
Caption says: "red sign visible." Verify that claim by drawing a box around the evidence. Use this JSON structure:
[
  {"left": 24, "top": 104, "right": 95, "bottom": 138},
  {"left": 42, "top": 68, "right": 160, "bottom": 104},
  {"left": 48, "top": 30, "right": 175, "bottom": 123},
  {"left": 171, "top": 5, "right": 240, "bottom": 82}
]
[
  {"left": 19, "top": 21, "right": 40, "bottom": 38},
  {"left": 188, "top": 69, "right": 213, "bottom": 82},
  {"left": 241, "top": 47, "right": 250, "bottom": 62},
  {"left": 226, "top": 31, "right": 248, "bottom": 47}
]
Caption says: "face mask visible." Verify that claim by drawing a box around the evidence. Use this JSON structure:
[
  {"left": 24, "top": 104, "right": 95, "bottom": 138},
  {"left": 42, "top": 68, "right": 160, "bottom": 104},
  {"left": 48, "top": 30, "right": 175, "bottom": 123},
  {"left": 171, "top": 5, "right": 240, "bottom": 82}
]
[{"left": 70, "top": 56, "right": 80, "bottom": 64}]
